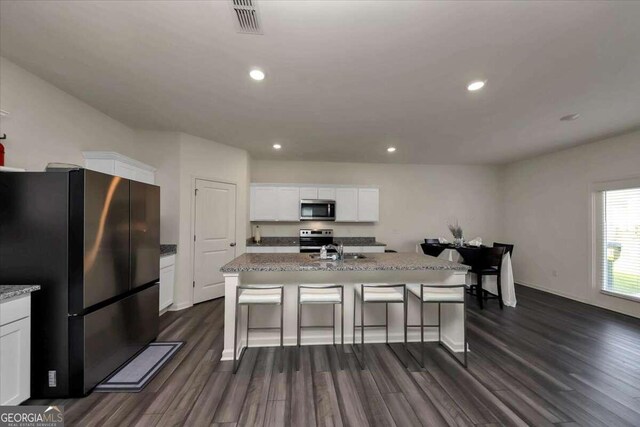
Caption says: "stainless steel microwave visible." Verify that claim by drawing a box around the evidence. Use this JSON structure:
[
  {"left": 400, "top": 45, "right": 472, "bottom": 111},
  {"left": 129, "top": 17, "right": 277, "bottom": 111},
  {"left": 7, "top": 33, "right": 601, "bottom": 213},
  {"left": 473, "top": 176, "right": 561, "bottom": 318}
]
[{"left": 300, "top": 199, "right": 335, "bottom": 221}]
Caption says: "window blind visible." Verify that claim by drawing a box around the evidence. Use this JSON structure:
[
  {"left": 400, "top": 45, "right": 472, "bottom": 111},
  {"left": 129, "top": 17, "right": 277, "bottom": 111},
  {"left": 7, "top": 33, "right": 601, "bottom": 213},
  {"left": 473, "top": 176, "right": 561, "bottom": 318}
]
[{"left": 601, "top": 187, "right": 640, "bottom": 299}]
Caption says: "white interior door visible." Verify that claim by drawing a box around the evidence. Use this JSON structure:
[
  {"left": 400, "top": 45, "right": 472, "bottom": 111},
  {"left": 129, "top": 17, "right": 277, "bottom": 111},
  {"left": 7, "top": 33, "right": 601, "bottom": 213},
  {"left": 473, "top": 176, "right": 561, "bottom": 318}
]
[{"left": 193, "top": 179, "right": 236, "bottom": 303}]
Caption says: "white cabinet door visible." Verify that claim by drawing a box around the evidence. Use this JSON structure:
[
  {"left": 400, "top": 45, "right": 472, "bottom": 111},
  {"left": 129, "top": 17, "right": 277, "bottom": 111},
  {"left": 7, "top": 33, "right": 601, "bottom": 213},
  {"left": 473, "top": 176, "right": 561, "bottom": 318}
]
[
  {"left": 343, "top": 246, "right": 362, "bottom": 253},
  {"left": 159, "top": 255, "right": 175, "bottom": 311},
  {"left": 299, "top": 187, "right": 318, "bottom": 200},
  {"left": 250, "top": 187, "right": 278, "bottom": 221},
  {"left": 318, "top": 188, "right": 336, "bottom": 200},
  {"left": 358, "top": 188, "right": 379, "bottom": 222},
  {"left": 335, "top": 188, "right": 359, "bottom": 222},
  {"left": 0, "top": 317, "right": 30, "bottom": 405},
  {"left": 361, "top": 246, "right": 385, "bottom": 253},
  {"left": 275, "top": 246, "right": 300, "bottom": 253},
  {"left": 246, "top": 246, "right": 276, "bottom": 253},
  {"left": 277, "top": 187, "right": 300, "bottom": 221},
  {"left": 84, "top": 159, "right": 116, "bottom": 176},
  {"left": 114, "top": 161, "right": 138, "bottom": 180},
  {"left": 135, "top": 169, "right": 155, "bottom": 185}
]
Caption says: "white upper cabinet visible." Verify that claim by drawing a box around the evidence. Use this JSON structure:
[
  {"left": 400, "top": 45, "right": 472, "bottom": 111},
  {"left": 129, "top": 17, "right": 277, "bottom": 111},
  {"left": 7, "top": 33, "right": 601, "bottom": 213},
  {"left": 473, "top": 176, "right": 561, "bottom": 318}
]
[
  {"left": 299, "top": 187, "right": 336, "bottom": 201},
  {"left": 335, "top": 188, "right": 359, "bottom": 222},
  {"left": 83, "top": 151, "right": 156, "bottom": 184},
  {"left": 251, "top": 184, "right": 378, "bottom": 223},
  {"left": 299, "top": 187, "right": 318, "bottom": 200},
  {"left": 250, "top": 186, "right": 300, "bottom": 221},
  {"left": 250, "top": 186, "right": 279, "bottom": 221},
  {"left": 318, "top": 187, "right": 336, "bottom": 200},
  {"left": 358, "top": 188, "right": 379, "bottom": 222},
  {"left": 277, "top": 187, "right": 301, "bottom": 221}
]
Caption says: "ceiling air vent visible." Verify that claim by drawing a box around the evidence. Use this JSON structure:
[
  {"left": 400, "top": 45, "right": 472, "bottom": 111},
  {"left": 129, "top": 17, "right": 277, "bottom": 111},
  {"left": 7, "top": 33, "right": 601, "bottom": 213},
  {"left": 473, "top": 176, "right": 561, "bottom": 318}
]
[{"left": 230, "top": 0, "right": 263, "bottom": 35}]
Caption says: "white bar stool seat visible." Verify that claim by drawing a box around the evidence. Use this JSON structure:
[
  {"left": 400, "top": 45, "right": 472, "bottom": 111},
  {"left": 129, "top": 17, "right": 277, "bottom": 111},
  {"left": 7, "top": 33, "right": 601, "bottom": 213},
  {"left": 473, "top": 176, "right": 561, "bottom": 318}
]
[
  {"left": 238, "top": 288, "right": 283, "bottom": 304},
  {"left": 355, "top": 284, "right": 404, "bottom": 302},
  {"left": 299, "top": 286, "right": 342, "bottom": 303},
  {"left": 407, "top": 284, "right": 464, "bottom": 302}
]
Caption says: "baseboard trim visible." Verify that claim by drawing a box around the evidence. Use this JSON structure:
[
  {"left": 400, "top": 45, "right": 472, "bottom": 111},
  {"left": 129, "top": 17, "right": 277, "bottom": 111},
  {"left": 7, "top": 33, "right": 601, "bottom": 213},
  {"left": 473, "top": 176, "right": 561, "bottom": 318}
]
[
  {"left": 516, "top": 281, "right": 639, "bottom": 319},
  {"left": 168, "top": 301, "right": 192, "bottom": 312},
  {"left": 220, "top": 329, "right": 466, "bottom": 361}
]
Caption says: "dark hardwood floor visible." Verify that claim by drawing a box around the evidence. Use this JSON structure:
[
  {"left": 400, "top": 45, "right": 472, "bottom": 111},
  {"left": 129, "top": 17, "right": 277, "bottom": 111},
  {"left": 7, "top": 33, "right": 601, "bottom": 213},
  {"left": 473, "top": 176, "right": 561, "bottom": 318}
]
[{"left": 29, "top": 285, "right": 640, "bottom": 426}]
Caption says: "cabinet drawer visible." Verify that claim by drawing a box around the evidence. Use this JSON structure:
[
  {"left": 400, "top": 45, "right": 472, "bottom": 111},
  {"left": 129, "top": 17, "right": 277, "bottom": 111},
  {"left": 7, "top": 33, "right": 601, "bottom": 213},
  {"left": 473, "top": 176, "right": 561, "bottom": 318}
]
[
  {"left": 160, "top": 254, "right": 176, "bottom": 269},
  {"left": 0, "top": 295, "right": 31, "bottom": 326}
]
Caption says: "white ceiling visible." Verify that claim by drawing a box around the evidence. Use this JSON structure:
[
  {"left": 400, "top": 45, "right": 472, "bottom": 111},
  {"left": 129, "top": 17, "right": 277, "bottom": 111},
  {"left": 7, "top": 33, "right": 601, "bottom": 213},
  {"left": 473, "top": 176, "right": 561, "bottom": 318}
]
[{"left": 1, "top": 1, "right": 639, "bottom": 165}]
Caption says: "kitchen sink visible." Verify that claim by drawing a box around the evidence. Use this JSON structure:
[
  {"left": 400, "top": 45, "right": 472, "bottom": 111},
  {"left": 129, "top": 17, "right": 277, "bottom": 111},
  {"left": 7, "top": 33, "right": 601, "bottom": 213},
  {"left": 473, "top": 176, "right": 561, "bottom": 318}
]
[{"left": 307, "top": 254, "right": 367, "bottom": 261}]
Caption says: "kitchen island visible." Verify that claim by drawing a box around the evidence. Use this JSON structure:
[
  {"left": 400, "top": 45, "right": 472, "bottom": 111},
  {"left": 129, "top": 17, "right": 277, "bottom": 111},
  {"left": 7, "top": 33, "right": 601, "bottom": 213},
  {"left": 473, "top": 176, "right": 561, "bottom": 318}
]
[{"left": 220, "top": 252, "right": 469, "bottom": 361}]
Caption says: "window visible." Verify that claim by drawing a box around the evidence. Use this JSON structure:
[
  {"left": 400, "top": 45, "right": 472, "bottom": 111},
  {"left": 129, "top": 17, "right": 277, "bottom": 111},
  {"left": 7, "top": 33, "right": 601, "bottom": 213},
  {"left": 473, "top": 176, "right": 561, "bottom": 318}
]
[{"left": 597, "top": 184, "right": 640, "bottom": 301}]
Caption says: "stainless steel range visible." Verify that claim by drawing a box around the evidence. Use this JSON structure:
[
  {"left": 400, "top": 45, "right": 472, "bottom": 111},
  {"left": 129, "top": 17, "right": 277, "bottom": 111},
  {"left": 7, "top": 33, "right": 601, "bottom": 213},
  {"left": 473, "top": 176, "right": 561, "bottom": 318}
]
[{"left": 299, "top": 229, "right": 334, "bottom": 253}]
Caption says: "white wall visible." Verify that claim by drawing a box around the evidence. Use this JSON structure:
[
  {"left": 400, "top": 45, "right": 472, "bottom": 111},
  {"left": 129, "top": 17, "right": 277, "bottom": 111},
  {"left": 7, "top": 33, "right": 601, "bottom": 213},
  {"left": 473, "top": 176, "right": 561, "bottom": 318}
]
[
  {"left": 134, "top": 130, "right": 181, "bottom": 243},
  {"left": 250, "top": 160, "right": 503, "bottom": 252},
  {"left": 0, "top": 57, "right": 137, "bottom": 170},
  {"left": 503, "top": 130, "right": 640, "bottom": 318},
  {"left": 173, "top": 133, "right": 250, "bottom": 309},
  {"left": 0, "top": 57, "right": 251, "bottom": 311}
]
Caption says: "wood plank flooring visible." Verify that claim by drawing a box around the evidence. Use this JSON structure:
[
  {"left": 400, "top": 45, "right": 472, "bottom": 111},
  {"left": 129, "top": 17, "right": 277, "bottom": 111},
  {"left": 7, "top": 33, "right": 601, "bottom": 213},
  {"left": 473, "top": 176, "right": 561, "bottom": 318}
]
[{"left": 28, "top": 285, "right": 640, "bottom": 426}]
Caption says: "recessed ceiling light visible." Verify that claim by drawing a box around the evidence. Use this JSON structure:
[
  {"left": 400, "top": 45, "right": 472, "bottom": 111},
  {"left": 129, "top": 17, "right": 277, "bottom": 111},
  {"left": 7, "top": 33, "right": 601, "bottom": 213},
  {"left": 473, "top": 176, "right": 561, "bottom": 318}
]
[
  {"left": 387, "top": 146, "right": 396, "bottom": 153},
  {"left": 272, "top": 143, "right": 282, "bottom": 150},
  {"left": 467, "top": 80, "right": 486, "bottom": 91},
  {"left": 249, "top": 69, "right": 265, "bottom": 81},
  {"left": 560, "top": 113, "right": 580, "bottom": 121}
]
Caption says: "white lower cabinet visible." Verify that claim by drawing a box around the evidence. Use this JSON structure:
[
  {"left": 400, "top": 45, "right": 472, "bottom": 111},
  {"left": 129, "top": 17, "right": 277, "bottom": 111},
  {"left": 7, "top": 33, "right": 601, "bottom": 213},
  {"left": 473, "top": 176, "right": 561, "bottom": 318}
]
[
  {"left": 0, "top": 295, "right": 32, "bottom": 405},
  {"left": 344, "top": 246, "right": 385, "bottom": 253},
  {"left": 247, "top": 246, "right": 300, "bottom": 253},
  {"left": 159, "top": 255, "right": 175, "bottom": 311},
  {"left": 247, "top": 246, "right": 383, "bottom": 253}
]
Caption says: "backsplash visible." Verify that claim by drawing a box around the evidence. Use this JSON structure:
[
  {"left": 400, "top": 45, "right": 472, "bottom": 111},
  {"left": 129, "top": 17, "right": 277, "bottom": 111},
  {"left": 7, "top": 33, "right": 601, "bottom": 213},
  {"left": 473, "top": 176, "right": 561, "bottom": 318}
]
[{"left": 251, "top": 222, "right": 378, "bottom": 238}]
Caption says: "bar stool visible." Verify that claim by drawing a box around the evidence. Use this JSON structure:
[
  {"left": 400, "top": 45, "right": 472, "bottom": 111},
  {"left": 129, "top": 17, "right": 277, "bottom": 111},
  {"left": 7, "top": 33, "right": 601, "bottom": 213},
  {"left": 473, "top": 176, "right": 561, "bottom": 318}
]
[
  {"left": 297, "top": 284, "right": 344, "bottom": 369},
  {"left": 405, "top": 283, "right": 467, "bottom": 368},
  {"left": 233, "top": 285, "right": 284, "bottom": 374},
  {"left": 352, "top": 283, "right": 408, "bottom": 369}
]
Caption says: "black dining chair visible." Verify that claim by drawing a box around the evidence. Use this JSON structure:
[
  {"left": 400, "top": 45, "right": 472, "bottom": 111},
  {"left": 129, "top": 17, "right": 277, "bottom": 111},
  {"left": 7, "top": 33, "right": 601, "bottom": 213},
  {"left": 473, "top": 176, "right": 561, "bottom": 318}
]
[
  {"left": 457, "top": 246, "right": 505, "bottom": 310},
  {"left": 493, "top": 242, "right": 514, "bottom": 258},
  {"left": 424, "top": 238, "right": 440, "bottom": 244},
  {"left": 420, "top": 243, "right": 446, "bottom": 257}
]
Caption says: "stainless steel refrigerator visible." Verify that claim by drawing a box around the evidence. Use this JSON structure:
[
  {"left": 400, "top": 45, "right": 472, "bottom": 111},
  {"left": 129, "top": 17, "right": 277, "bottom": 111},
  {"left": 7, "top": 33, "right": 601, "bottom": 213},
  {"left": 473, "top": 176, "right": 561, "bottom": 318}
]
[{"left": 0, "top": 169, "right": 160, "bottom": 397}]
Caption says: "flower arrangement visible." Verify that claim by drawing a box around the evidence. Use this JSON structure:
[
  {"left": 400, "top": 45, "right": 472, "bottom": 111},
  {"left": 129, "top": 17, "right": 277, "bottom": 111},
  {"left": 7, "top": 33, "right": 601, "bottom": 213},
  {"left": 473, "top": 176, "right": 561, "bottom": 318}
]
[
  {"left": 448, "top": 221, "right": 464, "bottom": 247},
  {"left": 448, "top": 222, "right": 463, "bottom": 239}
]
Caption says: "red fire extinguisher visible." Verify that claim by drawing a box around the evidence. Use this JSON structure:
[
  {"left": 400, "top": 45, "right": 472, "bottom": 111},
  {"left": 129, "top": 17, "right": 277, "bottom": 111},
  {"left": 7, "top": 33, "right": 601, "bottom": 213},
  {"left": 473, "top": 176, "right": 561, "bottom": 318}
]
[{"left": 0, "top": 141, "right": 4, "bottom": 167}]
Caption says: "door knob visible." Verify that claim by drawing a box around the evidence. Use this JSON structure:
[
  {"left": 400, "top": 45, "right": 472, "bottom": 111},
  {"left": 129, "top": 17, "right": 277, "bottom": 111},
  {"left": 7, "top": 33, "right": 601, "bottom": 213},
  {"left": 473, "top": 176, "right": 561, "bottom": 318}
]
[{"left": 230, "top": 242, "right": 236, "bottom": 247}]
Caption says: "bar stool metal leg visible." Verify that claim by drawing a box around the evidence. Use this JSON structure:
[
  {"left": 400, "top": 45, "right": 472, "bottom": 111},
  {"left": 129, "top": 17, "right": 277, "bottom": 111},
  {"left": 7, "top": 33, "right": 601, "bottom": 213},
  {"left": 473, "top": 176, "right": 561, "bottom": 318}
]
[
  {"left": 360, "top": 284, "right": 365, "bottom": 367},
  {"left": 297, "top": 284, "right": 345, "bottom": 371},
  {"left": 333, "top": 304, "right": 336, "bottom": 346},
  {"left": 233, "top": 285, "right": 284, "bottom": 375},
  {"left": 406, "top": 284, "right": 468, "bottom": 369},
  {"left": 420, "top": 286, "right": 425, "bottom": 367},
  {"left": 280, "top": 286, "right": 284, "bottom": 373},
  {"left": 233, "top": 292, "right": 239, "bottom": 373}
]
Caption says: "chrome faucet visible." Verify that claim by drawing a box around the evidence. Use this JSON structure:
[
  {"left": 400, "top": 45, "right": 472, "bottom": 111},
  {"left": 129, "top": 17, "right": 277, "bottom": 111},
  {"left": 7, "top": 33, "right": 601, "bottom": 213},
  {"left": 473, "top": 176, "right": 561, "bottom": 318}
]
[{"left": 325, "top": 242, "right": 344, "bottom": 261}]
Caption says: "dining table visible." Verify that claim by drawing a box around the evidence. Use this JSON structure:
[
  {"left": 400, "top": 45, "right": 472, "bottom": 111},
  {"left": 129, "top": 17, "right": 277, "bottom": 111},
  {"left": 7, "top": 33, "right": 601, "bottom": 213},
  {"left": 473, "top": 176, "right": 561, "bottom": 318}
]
[{"left": 415, "top": 243, "right": 517, "bottom": 307}]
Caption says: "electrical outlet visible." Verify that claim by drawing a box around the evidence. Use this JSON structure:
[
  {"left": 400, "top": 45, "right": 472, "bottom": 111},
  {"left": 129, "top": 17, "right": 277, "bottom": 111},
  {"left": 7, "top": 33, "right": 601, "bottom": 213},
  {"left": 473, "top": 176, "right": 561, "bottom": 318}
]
[{"left": 48, "top": 370, "right": 57, "bottom": 387}]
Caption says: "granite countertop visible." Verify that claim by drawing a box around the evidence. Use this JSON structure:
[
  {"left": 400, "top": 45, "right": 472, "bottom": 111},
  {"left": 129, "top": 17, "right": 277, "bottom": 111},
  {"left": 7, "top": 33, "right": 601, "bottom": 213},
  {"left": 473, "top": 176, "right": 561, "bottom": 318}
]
[
  {"left": 161, "top": 244, "right": 177, "bottom": 256},
  {"left": 333, "top": 237, "right": 386, "bottom": 247},
  {"left": 246, "top": 237, "right": 300, "bottom": 247},
  {"left": 0, "top": 285, "right": 41, "bottom": 301},
  {"left": 221, "top": 252, "right": 468, "bottom": 273},
  {"left": 246, "top": 237, "right": 386, "bottom": 247}
]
